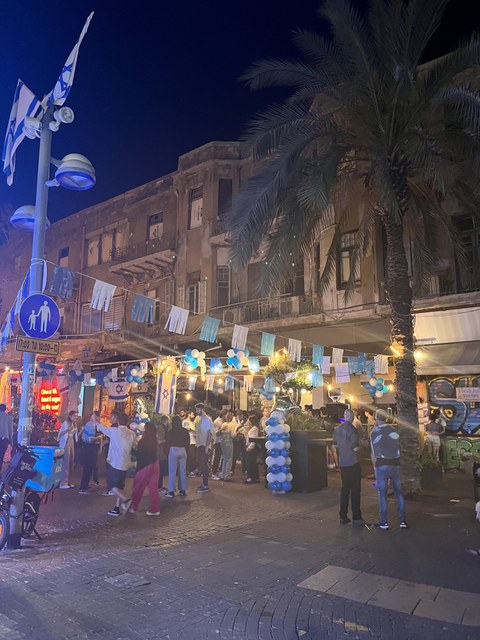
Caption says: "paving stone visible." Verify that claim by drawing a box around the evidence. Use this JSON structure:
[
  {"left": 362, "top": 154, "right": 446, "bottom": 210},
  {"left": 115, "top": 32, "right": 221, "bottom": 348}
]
[{"left": 298, "top": 565, "right": 361, "bottom": 592}]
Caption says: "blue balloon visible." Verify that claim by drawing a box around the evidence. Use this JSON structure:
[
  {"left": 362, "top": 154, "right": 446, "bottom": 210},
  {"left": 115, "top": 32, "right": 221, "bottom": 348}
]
[
  {"left": 266, "top": 416, "right": 279, "bottom": 426},
  {"left": 270, "top": 448, "right": 280, "bottom": 458},
  {"left": 186, "top": 349, "right": 192, "bottom": 357},
  {"left": 282, "top": 481, "right": 292, "bottom": 492},
  {"left": 126, "top": 375, "right": 133, "bottom": 383},
  {"left": 271, "top": 464, "right": 280, "bottom": 474},
  {"left": 280, "top": 448, "right": 288, "bottom": 457},
  {"left": 280, "top": 465, "right": 289, "bottom": 473},
  {"left": 377, "top": 378, "right": 384, "bottom": 385},
  {"left": 133, "top": 376, "right": 143, "bottom": 383},
  {"left": 376, "top": 382, "right": 383, "bottom": 391},
  {"left": 271, "top": 481, "right": 281, "bottom": 491},
  {"left": 267, "top": 482, "right": 276, "bottom": 490},
  {"left": 280, "top": 433, "right": 289, "bottom": 441},
  {"left": 269, "top": 432, "right": 280, "bottom": 442}
]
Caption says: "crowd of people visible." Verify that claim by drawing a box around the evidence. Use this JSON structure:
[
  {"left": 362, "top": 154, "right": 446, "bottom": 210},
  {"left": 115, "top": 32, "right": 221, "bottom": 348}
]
[{"left": 54, "top": 403, "right": 267, "bottom": 517}]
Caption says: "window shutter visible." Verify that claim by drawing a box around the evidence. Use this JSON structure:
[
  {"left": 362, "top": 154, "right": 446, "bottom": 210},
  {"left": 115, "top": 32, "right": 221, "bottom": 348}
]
[
  {"left": 198, "top": 280, "right": 207, "bottom": 315},
  {"left": 103, "top": 296, "right": 124, "bottom": 331},
  {"left": 176, "top": 285, "right": 185, "bottom": 308}
]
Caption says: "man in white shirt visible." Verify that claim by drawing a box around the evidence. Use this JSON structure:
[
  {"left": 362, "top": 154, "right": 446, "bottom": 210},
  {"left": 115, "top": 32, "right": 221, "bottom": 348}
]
[
  {"left": 95, "top": 410, "right": 136, "bottom": 516},
  {"left": 194, "top": 403, "right": 212, "bottom": 493}
]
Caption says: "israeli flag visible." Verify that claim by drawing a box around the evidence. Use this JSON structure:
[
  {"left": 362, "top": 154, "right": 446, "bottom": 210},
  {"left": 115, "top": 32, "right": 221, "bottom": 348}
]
[
  {"left": 2, "top": 79, "right": 41, "bottom": 185},
  {"left": 44, "top": 12, "right": 94, "bottom": 107},
  {"left": 155, "top": 373, "right": 178, "bottom": 415}
]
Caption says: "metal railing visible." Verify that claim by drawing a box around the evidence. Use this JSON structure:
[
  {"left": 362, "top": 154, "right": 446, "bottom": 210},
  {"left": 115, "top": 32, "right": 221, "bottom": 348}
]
[
  {"left": 209, "top": 218, "right": 230, "bottom": 237},
  {"left": 110, "top": 232, "right": 178, "bottom": 264},
  {"left": 210, "top": 293, "right": 324, "bottom": 324}
]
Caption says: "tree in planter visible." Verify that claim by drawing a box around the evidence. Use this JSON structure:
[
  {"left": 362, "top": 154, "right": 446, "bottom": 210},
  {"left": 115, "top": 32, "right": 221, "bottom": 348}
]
[{"left": 225, "top": 0, "right": 480, "bottom": 494}]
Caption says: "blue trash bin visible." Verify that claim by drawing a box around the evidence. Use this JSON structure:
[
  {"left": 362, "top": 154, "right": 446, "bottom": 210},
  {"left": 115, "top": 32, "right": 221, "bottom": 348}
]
[{"left": 25, "top": 446, "right": 64, "bottom": 492}]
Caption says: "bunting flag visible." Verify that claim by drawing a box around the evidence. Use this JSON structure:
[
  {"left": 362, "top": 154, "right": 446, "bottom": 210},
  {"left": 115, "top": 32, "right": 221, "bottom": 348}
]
[
  {"left": 321, "top": 356, "right": 331, "bottom": 375},
  {"left": 365, "top": 360, "right": 375, "bottom": 379},
  {"left": 260, "top": 332, "right": 276, "bottom": 356},
  {"left": 311, "top": 370, "right": 324, "bottom": 388},
  {"left": 187, "top": 375, "right": 197, "bottom": 391},
  {"left": 374, "top": 355, "right": 389, "bottom": 375},
  {"left": 2, "top": 79, "right": 42, "bottom": 185},
  {"left": 164, "top": 305, "right": 189, "bottom": 334},
  {"left": 131, "top": 294, "right": 155, "bottom": 323},
  {"left": 331, "top": 348, "right": 344, "bottom": 365},
  {"left": 288, "top": 338, "right": 302, "bottom": 362},
  {"left": 248, "top": 356, "right": 260, "bottom": 373},
  {"left": 225, "top": 375, "right": 235, "bottom": 391},
  {"left": 155, "top": 373, "right": 177, "bottom": 414},
  {"left": 91, "top": 280, "right": 116, "bottom": 312},
  {"left": 312, "top": 344, "right": 324, "bottom": 366},
  {"left": 47, "top": 265, "right": 76, "bottom": 300},
  {"left": 200, "top": 316, "right": 220, "bottom": 343},
  {"left": 335, "top": 364, "right": 350, "bottom": 384},
  {"left": 204, "top": 375, "right": 215, "bottom": 391},
  {"left": 232, "top": 324, "right": 248, "bottom": 350},
  {"left": 43, "top": 12, "right": 95, "bottom": 107},
  {"left": 264, "top": 376, "right": 275, "bottom": 393},
  {"left": 243, "top": 375, "right": 254, "bottom": 392}
]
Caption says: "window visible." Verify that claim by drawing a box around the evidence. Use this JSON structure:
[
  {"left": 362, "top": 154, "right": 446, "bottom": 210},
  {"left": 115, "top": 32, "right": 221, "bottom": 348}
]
[
  {"left": 101, "top": 230, "right": 113, "bottom": 264},
  {"left": 189, "top": 186, "right": 203, "bottom": 229},
  {"left": 337, "top": 232, "right": 360, "bottom": 289},
  {"left": 80, "top": 304, "right": 101, "bottom": 333},
  {"left": 148, "top": 213, "right": 164, "bottom": 240},
  {"left": 103, "top": 296, "right": 124, "bottom": 331},
  {"left": 217, "top": 266, "right": 230, "bottom": 306},
  {"left": 59, "top": 247, "right": 69, "bottom": 268},
  {"left": 218, "top": 179, "right": 232, "bottom": 217},
  {"left": 183, "top": 273, "right": 207, "bottom": 313},
  {"left": 147, "top": 289, "right": 160, "bottom": 322},
  {"left": 114, "top": 223, "right": 128, "bottom": 253},
  {"left": 164, "top": 279, "right": 174, "bottom": 307},
  {"left": 86, "top": 236, "right": 100, "bottom": 267},
  {"left": 283, "top": 261, "right": 305, "bottom": 296}
]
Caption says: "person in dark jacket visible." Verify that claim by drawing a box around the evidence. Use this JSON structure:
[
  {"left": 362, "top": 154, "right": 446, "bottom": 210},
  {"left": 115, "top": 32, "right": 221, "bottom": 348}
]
[
  {"left": 333, "top": 409, "right": 363, "bottom": 525},
  {"left": 130, "top": 422, "right": 160, "bottom": 515},
  {"left": 165, "top": 415, "right": 190, "bottom": 498}
]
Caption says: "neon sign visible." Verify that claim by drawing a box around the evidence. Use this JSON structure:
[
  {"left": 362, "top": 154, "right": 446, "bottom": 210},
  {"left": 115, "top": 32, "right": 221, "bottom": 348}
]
[{"left": 40, "top": 387, "right": 61, "bottom": 415}]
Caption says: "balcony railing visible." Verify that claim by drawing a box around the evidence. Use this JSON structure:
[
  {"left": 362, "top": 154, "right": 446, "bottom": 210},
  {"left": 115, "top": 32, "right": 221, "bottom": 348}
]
[
  {"left": 110, "top": 233, "right": 178, "bottom": 264},
  {"left": 209, "top": 218, "right": 230, "bottom": 238},
  {"left": 419, "top": 273, "right": 480, "bottom": 299},
  {"left": 210, "top": 293, "right": 324, "bottom": 325}
]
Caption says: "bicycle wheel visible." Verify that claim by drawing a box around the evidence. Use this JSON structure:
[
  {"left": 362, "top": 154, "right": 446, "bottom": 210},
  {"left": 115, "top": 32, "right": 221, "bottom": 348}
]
[
  {"left": 22, "top": 491, "right": 41, "bottom": 538},
  {"left": 0, "top": 508, "right": 9, "bottom": 550}
]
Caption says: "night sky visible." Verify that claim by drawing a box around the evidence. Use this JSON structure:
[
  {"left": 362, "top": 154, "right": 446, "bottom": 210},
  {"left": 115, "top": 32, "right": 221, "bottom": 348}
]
[{"left": 1, "top": 0, "right": 479, "bottom": 223}]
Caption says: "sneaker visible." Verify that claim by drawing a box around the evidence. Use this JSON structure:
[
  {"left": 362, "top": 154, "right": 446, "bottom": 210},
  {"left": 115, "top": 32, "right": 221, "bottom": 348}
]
[
  {"left": 211, "top": 474, "right": 220, "bottom": 481},
  {"left": 146, "top": 511, "right": 160, "bottom": 516},
  {"left": 188, "top": 472, "right": 197, "bottom": 478},
  {"left": 197, "top": 485, "right": 209, "bottom": 493},
  {"left": 399, "top": 521, "right": 409, "bottom": 529},
  {"left": 352, "top": 519, "right": 365, "bottom": 526},
  {"left": 165, "top": 492, "right": 175, "bottom": 499},
  {"left": 340, "top": 517, "right": 351, "bottom": 525},
  {"left": 108, "top": 507, "right": 120, "bottom": 517},
  {"left": 121, "top": 498, "right": 132, "bottom": 513},
  {"left": 59, "top": 484, "right": 71, "bottom": 489},
  {"left": 93, "top": 481, "right": 100, "bottom": 486},
  {"left": 179, "top": 491, "right": 187, "bottom": 497},
  {"left": 159, "top": 487, "right": 169, "bottom": 495},
  {"left": 375, "top": 522, "right": 389, "bottom": 530},
  {"left": 102, "top": 490, "right": 114, "bottom": 496},
  {"left": 78, "top": 489, "right": 90, "bottom": 495},
  {"left": 68, "top": 484, "right": 75, "bottom": 488}
]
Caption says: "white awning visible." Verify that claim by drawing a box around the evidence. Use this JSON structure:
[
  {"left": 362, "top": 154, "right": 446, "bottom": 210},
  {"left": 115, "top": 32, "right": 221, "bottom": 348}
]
[
  {"left": 414, "top": 307, "right": 480, "bottom": 345},
  {"left": 416, "top": 341, "right": 480, "bottom": 375}
]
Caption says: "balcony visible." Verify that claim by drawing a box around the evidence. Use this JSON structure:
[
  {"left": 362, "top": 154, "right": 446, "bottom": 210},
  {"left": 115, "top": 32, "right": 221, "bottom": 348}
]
[
  {"left": 211, "top": 293, "right": 324, "bottom": 326},
  {"left": 109, "top": 233, "right": 178, "bottom": 281},
  {"left": 208, "top": 218, "right": 231, "bottom": 245}
]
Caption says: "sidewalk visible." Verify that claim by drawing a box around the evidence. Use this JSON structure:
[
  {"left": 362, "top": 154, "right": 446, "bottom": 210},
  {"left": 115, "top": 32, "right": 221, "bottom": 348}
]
[{"left": 0, "top": 466, "right": 479, "bottom": 640}]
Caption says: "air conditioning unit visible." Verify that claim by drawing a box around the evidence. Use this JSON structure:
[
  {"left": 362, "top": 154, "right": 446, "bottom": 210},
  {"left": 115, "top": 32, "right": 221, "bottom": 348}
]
[{"left": 223, "top": 309, "right": 236, "bottom": 325}]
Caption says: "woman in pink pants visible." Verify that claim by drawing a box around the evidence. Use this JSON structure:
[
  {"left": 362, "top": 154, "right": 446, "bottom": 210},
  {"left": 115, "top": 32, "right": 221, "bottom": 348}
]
[{"left": 130, "top": 422, "right": 160, "bottom": 515}]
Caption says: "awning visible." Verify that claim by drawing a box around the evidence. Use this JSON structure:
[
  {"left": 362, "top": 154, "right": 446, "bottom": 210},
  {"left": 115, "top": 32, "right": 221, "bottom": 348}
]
[{"left": 416, "top": 341, "right": 480, "bottom": 375}]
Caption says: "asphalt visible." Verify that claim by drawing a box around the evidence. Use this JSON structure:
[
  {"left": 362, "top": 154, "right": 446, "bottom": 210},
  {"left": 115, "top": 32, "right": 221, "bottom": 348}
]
[{"left": 0, "top": 462, "right": 479, "bottom": 640}]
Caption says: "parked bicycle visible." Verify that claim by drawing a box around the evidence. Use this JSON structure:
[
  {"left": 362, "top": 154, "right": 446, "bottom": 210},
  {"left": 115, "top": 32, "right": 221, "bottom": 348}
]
[{"left": 0, "top": 444, "right": 41, "bottom": 550}]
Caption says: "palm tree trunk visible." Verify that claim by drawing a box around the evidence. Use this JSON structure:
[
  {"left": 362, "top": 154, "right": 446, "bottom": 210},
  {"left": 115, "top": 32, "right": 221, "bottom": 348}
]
[{"left": 383, "top": 214, "right": 420, "bottom": 495}]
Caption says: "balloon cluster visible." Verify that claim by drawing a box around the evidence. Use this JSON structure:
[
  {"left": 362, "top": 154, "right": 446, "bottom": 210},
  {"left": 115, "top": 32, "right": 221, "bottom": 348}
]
[
  {"left": 257, "top": 384, "right": 274, "bottom": 401},
  {"left": 364, "top": 377, "right": 388, "bottom": 398},
  {"left": 226, "top": 348, "right": 249, "bottom": 369},
  {"left": 68, "top": 359, "right": 84, "bottom": 386},
  {"left": 184, "top": 348, "right": 206, "bottom": 371},
  {"left": 37, "top": 359, "right": 56, "bottom": 377},
  {"left": 265, "top": 410, "right": 293, "bottom": 493},
  {"left": 210, "top": 357, "right": 223, "bottom": 374},
  {"left": 130, "top": 410, "right": 149, "bottom": 433},
  {"left": 126, "top": 364, "right": 144, "bottom": 386},
  {"left": 96, "top": 369, "right": 112, "bottom": 388}
]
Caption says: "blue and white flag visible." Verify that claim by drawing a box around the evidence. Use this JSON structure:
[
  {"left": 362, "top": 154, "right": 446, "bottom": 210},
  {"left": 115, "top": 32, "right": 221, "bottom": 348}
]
[
  {"left": 155, "top": 373, "right": 177, "bottom": 415},
  {"left": 2, "top": 79, "right": 41, "bottom": 185},
  {"left": 44, "top": 12, "right": 94, "bottom": 107}
]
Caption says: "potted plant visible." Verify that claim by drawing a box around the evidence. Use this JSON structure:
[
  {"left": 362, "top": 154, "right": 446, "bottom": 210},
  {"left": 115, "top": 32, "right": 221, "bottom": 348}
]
[{"left": 419, "top": 448, "right": 443, "bottom": 489}]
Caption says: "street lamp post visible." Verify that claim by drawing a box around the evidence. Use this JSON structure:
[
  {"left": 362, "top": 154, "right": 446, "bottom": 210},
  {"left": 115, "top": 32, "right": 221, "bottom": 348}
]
[{"left": 7, "top": 107, "right": 96, "bottom": 549}]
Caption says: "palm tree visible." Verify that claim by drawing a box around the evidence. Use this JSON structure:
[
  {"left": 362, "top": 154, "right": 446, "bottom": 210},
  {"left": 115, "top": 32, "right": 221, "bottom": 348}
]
[{"left": 225, "top": 0, "right": 480, "bottom": 493}]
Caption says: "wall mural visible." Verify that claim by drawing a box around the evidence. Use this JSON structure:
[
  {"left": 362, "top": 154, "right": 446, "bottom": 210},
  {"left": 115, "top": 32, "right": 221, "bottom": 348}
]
[
  {"left": 441, "top": 438, "right": 480, "bottom": 471},
  {"left": 427, "top": 376, "right": 480, "bottom": 436}
]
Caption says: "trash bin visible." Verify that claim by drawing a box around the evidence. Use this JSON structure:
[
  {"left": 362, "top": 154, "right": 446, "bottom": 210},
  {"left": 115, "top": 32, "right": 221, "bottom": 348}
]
[
  {"left": 290, "top": 431, "right": 328, "bottom": 493},
  {"left": 25, "top": 446, "right": 64, "bottom": 492}
]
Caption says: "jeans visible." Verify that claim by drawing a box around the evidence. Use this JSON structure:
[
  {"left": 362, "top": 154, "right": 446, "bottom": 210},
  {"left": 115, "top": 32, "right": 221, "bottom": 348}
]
[
  {"left": 220, "top": 441, "right": 233, "bottom": 480},
  {"left": 80, "top": 443, "right": 99, "bottom": 490},
  {"left": 211, "top": 443, "right": 222, "bottom": 474},
  {"left": 131, "top": 461, "right": 160, "bottom": 512},
  {"left": 339, "top": 463, "right": 362, "bottom": 520},
  {"left": 168, "top": 446, "right": 187, "bottom": 492},
  {"left": 196, "top": 445, "right": 210, "bottom": 487},
  {"left": 375, "top": 464, "right": 406, "bottom": 523}
]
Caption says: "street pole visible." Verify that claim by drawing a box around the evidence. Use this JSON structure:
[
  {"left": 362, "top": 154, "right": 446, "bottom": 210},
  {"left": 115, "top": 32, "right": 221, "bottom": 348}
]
[{"left": 8, "top": 107, "right": 53, "bottom": 549}]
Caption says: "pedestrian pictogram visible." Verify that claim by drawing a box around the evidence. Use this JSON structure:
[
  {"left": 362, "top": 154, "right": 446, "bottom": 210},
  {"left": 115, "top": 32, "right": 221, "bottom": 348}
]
[{"left": 19, "top": 294, "right": 61, "bottom": 340}]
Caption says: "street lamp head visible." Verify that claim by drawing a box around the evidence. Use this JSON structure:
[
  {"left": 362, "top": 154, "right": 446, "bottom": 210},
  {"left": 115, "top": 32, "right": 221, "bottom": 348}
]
[
  {"left": 53, "top": 153, "right": 96, "bottom": 191},
  {"left": 10, "top": 205, "right": 51, "bottom": 232}
]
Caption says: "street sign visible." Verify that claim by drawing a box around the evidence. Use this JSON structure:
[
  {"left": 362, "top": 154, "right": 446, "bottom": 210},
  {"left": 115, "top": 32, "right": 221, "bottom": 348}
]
[
  {"left": 16, "top": 335, "right": 60, "bottom": 356},
  {"left": 19, "top": 294, "right": 61, "bottom": 339}
]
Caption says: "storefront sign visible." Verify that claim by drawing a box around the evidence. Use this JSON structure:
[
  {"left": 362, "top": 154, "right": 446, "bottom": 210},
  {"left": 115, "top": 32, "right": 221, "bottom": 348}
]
[
  {"left": 455, "top": 387, "right": 480, "bottom": 402},
  {"left": 16, "top": 335, "right": 60, "bottom": 356},
  {"left": 39, "top": 387, "right": 61, "bottom": 415}
]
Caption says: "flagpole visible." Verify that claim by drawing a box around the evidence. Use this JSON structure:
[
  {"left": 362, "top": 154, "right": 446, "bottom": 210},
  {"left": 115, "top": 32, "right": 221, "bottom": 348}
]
[{"left": 7, "top": 107, "right": 53, "bottom": 549}]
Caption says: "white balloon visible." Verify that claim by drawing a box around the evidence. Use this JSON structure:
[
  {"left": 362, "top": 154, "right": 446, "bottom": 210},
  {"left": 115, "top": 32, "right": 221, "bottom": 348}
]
[
  {"left": 265, "top": 440, "right": 275, "bottom": 450},
  {"left": 273, "top": 425, "right": 284, "bottom": 434},
  {"left": 277, "top": 472, "right": 286, "bottom": 482},
  {"left": 375, "top": 390, "right": 383, "bottom": 398},
  {"left": 276, "top": 456, "right": 286, "bottom": 466},
  {"left": 227, "top": 349, "right": 235, "bottom": 357},
  {"left": 266, "top": 456, "right": 275, "bottom": 466},
  {"left": 283, "top": 424, "right": 290, "bottom": 433},
  {"left": 191, "top": 349, "right": 199, "bottom": 358},
  {"left": 266, "top": 473, "right": 275, "bottom": 483},
  {"left": 285, "top": 457, "right": 292, "bottom": 465},
  {"left": 369, "top": 378, "right": 377, "bottom": 386},
  {"left": 283, "top": 441, "right": 291, "bottom": 449},
  {"left": 286, "top": 473, "right": 293, "bottom": 481},
  {"left": 265, "top": 426, "right": 275, "bottom": 435},
  {"left": 130, "top": 368, "right": 138, "bottom": 376}
]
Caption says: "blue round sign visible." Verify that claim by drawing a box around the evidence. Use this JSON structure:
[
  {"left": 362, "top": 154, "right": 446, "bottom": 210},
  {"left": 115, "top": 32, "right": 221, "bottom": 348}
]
[{"left": 19, "top": 294, "right": 61, "bottom": 339}]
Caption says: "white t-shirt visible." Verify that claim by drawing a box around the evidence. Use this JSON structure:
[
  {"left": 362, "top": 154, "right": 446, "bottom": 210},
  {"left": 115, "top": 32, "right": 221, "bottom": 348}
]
[{"left": 97, "top": 423, "right": 136, "bottom": 471}]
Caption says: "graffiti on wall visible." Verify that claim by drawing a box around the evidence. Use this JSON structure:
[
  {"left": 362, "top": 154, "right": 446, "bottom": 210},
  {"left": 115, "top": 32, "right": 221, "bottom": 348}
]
[
  {"left": 441, "top": 437, "right": 480, "bottom": 470},
  {"left": 428, "top": 376, "right": 480, "bottom": 436}
]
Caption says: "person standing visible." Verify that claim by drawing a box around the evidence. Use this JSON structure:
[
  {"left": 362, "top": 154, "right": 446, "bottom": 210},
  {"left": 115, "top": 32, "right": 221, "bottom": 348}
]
[
  {"left": 245, "top": 414, "right": 260, "bottom": 484},
  {"left": 130, "top": 422, "right": 160, "bottom": 515},
  {"left": 165, "top": 415, "right": 190, "bottom": 498},
  {"left": 156, "top": 415, "right": 170, "bottom": 492},
  {"left": 259, "top": 407, "right": 270, "bottom": 435},
  {"left": 94, "top": 411, "right": 136, "bottom": 517},
  {"left": 211, "top": 410, "right": 226, "bottom": 480},
  {"left": 58, "top": 410, "right": 79, "bottom": 489},
  {"left": 424, "top": 412, "right": 445, "bottom": 461},
  {"left": 0, "top": 403, "right": 13, "bottom": 470},
  {"left": 182, "top": 409, "right": 197, "bottom": 477},
  {"left": 370, "top": 409, "right": 408, "bottom": 530},
  {"left": 78, "top": 411, "right": 102, "bottom": 494},
  {"left": 194, "top": 403, "right": 212, "bottom": 493},
  {"left": 333, "top": 409, "right": 363, "bottom": 525},
  {"left": 220, "top": 411, "right": 236, "bottom": 481}
]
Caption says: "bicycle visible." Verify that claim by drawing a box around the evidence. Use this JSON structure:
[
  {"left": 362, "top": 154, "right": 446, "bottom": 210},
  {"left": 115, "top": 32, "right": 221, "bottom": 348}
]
[{"left": 0, "top": 444, "right": 41, "bottom": 550}]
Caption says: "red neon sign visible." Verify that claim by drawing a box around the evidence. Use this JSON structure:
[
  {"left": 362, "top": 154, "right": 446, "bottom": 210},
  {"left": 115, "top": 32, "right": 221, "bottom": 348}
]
[{"left": 40, "top": 387, "right": 61, "bottom": 415}]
